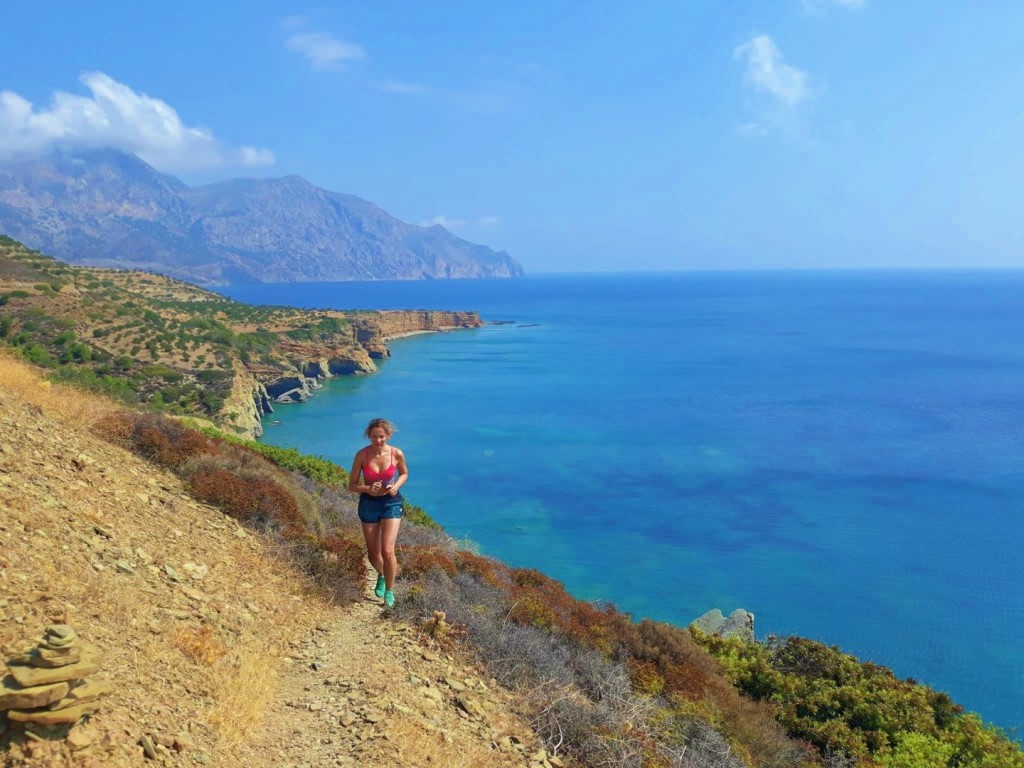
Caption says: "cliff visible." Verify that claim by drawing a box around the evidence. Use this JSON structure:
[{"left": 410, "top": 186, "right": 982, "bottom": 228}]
[{"left": 0, "top": 239, "right": 481, "bottom": 438}]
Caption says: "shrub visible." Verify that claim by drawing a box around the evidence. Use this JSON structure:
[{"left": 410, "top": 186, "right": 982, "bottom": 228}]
[
  {"left": 693, "top": 633, "right": 1024, "bottom": 767},
  {"left": 189, "top": 469, "right": 303, "bottom": 535}
]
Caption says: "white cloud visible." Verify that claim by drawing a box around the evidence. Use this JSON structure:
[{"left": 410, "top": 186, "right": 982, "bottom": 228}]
[
  {"left": 801, "top": 0, "right": 865, "bottom": 12},
  {"left": 419, "top": 215, "right": 466, "bottom": 229},
  {"left": 734, "top": 35, "right": 809, "bottom": 108},
  {"left": 0, "top": 72, "right": 275, "bottom": 172},
  {"left": 286, "top": 32, "right": 365, "bottom": 71},
  {"left": 418, "top": 215, "right": 500, "bottom": 232}
]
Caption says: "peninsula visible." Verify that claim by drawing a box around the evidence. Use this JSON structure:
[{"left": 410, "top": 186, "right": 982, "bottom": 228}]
[{"left": 0, "top": 236, "right": 481, "bottom": 438}]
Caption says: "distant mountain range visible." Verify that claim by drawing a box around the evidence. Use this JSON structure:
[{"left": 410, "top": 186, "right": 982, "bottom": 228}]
[{"left": 0, "top": 148, "right": 523, "bottom": 285}]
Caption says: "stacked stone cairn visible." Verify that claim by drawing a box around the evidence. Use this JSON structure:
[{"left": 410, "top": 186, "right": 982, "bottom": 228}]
[{"left": 0, "top": 625, "right": 110, "bottom": 729}]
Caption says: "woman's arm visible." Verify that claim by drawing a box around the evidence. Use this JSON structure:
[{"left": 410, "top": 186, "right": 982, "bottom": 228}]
[{"left": 388, "top": 447, "right": 408, "bottom": 496}]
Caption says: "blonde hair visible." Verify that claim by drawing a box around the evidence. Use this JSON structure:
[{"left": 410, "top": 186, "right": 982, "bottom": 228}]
[{"left": 364, "top": 418, "right": 396, "bottom": 438}]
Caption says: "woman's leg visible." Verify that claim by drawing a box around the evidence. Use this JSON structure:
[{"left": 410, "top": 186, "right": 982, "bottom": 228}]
[
  {"left": 361, "top": 522, "right": 384, "bottom": 575},
  {"left": 380, "top": 518, "right": 402, "bottom": 589}
]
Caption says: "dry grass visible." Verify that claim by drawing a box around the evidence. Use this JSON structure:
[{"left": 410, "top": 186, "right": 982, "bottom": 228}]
[
  {"left": 0, "top": 359, "right": 324, "bottom": 763},
  {"left": 0, "top": 350, "right": 118, "bottom": 428},
  {"left": 387, "top": 719, "right": 524, "bottom": 768}
]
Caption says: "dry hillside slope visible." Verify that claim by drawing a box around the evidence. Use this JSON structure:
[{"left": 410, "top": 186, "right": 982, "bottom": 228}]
[{"left": 0, "top": 356, "right": 543, "bottom": 768}]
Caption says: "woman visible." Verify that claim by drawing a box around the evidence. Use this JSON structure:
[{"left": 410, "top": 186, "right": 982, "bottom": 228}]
[{"left": 348, "top": 418, "right": 408, "bottom": 608}]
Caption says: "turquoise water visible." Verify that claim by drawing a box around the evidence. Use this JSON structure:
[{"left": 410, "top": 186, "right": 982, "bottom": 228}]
[{"left": 223, "top": 272, "right": 1024, "bottom": 733}]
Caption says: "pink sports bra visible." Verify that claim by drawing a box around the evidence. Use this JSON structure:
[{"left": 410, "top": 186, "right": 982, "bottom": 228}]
[{"left": 362, "top": 447, "right": 397, "bottom": 484}]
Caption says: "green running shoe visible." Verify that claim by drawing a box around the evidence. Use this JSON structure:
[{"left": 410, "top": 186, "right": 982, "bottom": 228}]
[
  {"left": 374, "top": 575, "right": 386, "bottom": 599},
  {"left": 384, "top": 589, "right": 395, "bottom": 609}
]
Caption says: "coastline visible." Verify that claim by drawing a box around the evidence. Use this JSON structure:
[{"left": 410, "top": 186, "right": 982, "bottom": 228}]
[{"left": 382, "top": 326, "right": 465, "bottom": 341}]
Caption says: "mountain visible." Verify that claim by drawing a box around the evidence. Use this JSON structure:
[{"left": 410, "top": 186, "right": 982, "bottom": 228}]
[{"left": 0, "top": 148, "right": 524, "bottom": 285}]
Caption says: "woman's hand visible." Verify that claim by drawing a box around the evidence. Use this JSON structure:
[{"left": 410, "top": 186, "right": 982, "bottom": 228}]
[
  {"left": 369, "top": 481, "right": 384, "bottom": 496},
  {"left": 386, "top": 484, "right": 399, "bottom": 496}
]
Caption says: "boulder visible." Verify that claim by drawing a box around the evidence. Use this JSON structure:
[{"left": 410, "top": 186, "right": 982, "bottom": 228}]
[
  {"left": 691, "top": 608, "right": 756, "bottom": 643},
  {"left": 691, "top": 609, "right": 726, "bottom": 635}
]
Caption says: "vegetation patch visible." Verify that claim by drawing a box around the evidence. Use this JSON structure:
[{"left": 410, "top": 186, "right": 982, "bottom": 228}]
[{"left": 0, "top": 236, "right": 366, "bottom": 428}]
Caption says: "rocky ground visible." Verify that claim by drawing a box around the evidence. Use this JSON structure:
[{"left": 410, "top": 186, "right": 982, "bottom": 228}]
[
  {"left": 0, "top": 359, "right": 559, "bottom": 768},
  {"left": 242, "top": 582, "right": 553, "bottom": 768}
]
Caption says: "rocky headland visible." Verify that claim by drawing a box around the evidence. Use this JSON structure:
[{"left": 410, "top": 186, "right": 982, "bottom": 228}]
[
  {"left": 225, "top": 309, "right": 483, "bottom": 438},
  {"left": 0, "top": 238, "right": 481, "bottom": 438}
]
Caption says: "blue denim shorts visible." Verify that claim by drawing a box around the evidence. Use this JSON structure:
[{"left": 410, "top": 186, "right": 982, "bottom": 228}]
[{"left": 358, "top": 493, "right": 404, "bottom": 524}]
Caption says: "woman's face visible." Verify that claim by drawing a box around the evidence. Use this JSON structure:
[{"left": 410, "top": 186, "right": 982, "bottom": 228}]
[{"left": 368, "top": 427, "right": 391, "bottom": 448}]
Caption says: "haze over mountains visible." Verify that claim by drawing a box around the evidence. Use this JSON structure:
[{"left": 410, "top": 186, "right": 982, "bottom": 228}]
[{"left": 0, "top": 148, "right": 523, "bottom": 286}]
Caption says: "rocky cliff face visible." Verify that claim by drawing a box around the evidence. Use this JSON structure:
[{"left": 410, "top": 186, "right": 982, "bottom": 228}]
[
  {"left": 238, "top": 311, "right": 482, "bottom": 437},
  {"left": 0, "top": 149, "right": 524, "bottom": 285}
]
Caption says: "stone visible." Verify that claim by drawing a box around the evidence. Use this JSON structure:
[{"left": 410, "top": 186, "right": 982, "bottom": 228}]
[
  {"left": 66, "top": 729, "right": 93, "bottom": 751},
  {"left": 455, "top": 695, "right": 485, "bottom": 719},
  {"left": 691, "top": 608, "right": 756, "bottom": 641},
  {"left": 48, "top": 679, "right": 112, "bottom": 710},
  {"left": 31, "top": 645, "right": 84, "bottom": 668},
  {"left": 7, "top": 645, "right": 100, "bottom": 687},
  {"left": 7, "top": 700, "right": 101, "bottom": 725},
  {"left": 691, "top": 609, "right": 726, "bottom": 635},
  {"left": 140, "top": 734, "right": 157, "bottom": 760},
  {"left": 115, "top": 561, "right": 136, "bottom": 575},
  {"left": 42, "top": 628, "right": 77, "bottom": 648},
  {"left": 45, "top": 624, "right": 76, "bottom": 641},
  {"left": 419, "top": 686, "right": 443, "bottom": 702},
  {"left": 0, "top": 676, "right": 70, "bottom": 709},
  {"left": 720, "top": 609, "right": 756, "bottom": 642},
  {"left": 444, "top": 676, "right": 466, "bottom": 692},
  {"left": 172, "top": 733, "right": 193, "bottom": 751}
]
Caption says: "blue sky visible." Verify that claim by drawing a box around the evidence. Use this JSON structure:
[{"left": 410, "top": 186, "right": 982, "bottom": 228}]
[{"left": 2, "top": 1, "right": 1022, "bottom": 272}]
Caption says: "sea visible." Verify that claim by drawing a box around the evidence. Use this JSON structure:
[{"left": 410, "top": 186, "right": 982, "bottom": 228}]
[{"left": 222, "top": 271, "right": 1024, "bottom": 734}]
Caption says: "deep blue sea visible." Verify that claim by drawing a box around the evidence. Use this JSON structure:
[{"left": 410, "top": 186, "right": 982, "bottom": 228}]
[{"left": 223, "top": 272, "right": 1024, "bottom": 733}]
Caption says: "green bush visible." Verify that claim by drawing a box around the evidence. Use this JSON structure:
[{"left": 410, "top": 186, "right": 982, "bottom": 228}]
[
  {"left": 198, "top": 427, "right": 348, "bottom": 486},
  {"left": 693, "top": 633, "right": 1024, "bottom": 766}
]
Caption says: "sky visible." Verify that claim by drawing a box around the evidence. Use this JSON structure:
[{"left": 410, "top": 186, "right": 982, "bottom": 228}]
[{"left": 1, "top": 1, "right": 1023, "bottom": 272}]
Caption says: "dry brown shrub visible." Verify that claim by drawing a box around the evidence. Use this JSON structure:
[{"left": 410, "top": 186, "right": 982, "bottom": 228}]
[
  {"left": 173, "top": 624, "right": 229, "bottom": 666},
  {"left": 189, "top": 469, "right": 304, "bottom": 536},
  {"left": 453, "top": 550, "right": 505, "bottom": 585},
  {"left": 508, "top": 594, "right": 558, "bottom": 631},
  {"left": 319, "top": 532, "right": 369, "bottom": 581},
  {"left": 615, "top": 619, "right": 811, "bottom": 768},
  {"left": 398, "top": 544, "right": 459, "bottom": 578}
]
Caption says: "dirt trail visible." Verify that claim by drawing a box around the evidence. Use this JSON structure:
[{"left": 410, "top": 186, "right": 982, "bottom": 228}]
[{"left": 244, "top": 575, "right": 541, "bottom": 768}]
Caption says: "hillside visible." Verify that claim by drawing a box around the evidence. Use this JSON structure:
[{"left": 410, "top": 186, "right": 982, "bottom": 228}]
[
  {"left": 0, "top": 148, "right": 524, "bottom": 285},
  {"left": 0, "top": 237, "right": 481, "bottom": 437},
  {"left": 2, "top": 361, "right": 1022, "bottom": 768},
  {"left": 0, "top": 353, "right": 542, "bottom": 767}
]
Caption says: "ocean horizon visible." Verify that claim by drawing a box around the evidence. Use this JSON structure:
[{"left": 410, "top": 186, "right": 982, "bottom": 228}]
[{"left": 223, "top": 271, "right": 1024, "bottom": 734}]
